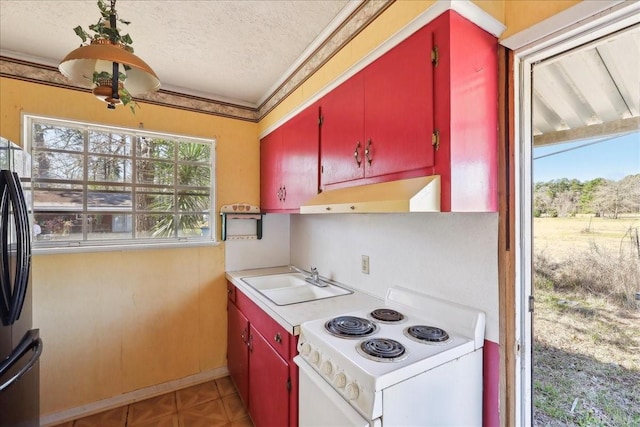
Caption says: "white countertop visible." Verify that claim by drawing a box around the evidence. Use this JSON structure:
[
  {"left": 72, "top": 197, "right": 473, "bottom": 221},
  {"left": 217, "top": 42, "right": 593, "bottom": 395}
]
[{"left": 226, "top": 265, "right": 383, "bottom": 335}]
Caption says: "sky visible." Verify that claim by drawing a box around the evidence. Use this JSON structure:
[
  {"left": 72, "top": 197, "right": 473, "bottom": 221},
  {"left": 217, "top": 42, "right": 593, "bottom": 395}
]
[{"left": 533, "top": 132, "right": 640, "bottom": 183}]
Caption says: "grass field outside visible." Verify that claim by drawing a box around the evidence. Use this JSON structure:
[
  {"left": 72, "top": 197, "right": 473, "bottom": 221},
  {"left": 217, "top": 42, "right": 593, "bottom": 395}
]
[{"left": 533, "top": 215, "right": 640, "bottom": 426}]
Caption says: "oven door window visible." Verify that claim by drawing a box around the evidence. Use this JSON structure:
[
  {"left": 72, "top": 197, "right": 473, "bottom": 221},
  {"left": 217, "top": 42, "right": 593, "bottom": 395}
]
[{"left": 296, "top": 356, "right": 374, "bottom": 427}]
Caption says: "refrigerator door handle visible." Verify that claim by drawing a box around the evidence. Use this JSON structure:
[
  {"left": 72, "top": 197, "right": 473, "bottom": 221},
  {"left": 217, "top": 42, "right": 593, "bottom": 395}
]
[
  {"left": 0, "top": 329, "right": 42, "bottom": 392},
  {"left": 0, "top": 170, "right": 31, "bottom": 326}
]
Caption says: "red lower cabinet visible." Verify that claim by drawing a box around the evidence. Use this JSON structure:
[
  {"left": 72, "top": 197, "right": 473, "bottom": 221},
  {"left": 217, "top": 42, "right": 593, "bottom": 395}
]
[
  {"left": 248, "top": 325, "right": 290, "bottom": 427},
  {"left": 227, "top": 302, "right": 249, "bottom": 405},
  {"left": 227, "top": 282, "right": 298, "bottom": 427}
]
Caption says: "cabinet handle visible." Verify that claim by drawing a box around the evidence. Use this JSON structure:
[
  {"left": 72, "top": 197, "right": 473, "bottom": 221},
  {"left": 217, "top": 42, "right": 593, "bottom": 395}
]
[
  {"left": 277, "top": 186, "right": 283, "bottom": 201},
  {"left": 282, "top": 185, "right": 286, "bottom": 202},
  {"left": 241, "top": 327, "right": 247, "bottom": 343},
  {"left": 354, "top": 141, "right": 362, "bottom": 167},
  {"left": 365, "top": 139, "right": 373, "bottom": 166},
  {"left": 248, "top": 334, "right": 253, "bottom": 352},
  {"left": 274, "top": 332, "right": 282, "bottom": 343}
]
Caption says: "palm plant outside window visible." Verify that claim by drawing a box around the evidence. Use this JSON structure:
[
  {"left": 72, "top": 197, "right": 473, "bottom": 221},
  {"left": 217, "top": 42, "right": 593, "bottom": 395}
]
[{"left": 25, "top": 115, "right": 214, "bottom": 248}]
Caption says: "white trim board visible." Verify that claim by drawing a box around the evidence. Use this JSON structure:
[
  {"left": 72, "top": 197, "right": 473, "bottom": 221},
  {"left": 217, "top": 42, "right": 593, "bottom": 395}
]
[{"left": 39, "top": 367, "right": 229, "bottom": 427}]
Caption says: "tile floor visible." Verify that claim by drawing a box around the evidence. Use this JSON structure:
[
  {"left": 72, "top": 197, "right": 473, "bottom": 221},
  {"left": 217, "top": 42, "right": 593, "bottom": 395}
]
[{"left": 51, "top": 376, "right": 254, "bottom": 427}]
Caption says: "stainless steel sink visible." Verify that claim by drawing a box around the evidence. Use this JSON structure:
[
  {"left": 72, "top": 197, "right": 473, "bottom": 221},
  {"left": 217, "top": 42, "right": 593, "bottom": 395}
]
[{"left": 241, "top": 272, "right": 352, "bottom": 305}]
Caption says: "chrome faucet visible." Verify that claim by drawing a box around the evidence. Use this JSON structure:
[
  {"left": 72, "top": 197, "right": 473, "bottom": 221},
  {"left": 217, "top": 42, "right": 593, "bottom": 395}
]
[{"left": 306, "top": 267, "right": 327, "bottom": 287}]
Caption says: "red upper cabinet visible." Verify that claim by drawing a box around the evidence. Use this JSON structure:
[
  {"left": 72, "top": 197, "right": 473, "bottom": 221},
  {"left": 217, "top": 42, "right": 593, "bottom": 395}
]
[
  {"left": 319, "top": 74, "right": 365, "bottom": 185},
  {"left": 364, "top": 25, "right": 435, "bottom": 179},
  {"left": 430, "top": 11, "right": 498, "bottom": 212},
  {"left": 260, "top": 127, "right": 283, "bottom": 211},
  {"left": 260, "top": 104, "right": 320, "bottom": 212},
  {"left": 320, "top": 24, "right": 435, "bottom": 189}
]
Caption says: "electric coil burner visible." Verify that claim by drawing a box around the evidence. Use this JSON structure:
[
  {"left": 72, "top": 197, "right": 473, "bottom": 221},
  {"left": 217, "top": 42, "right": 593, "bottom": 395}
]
[
  {"left": 357, "top": 338, "right": 408, "bottom": 362},
  {"left": 369, "top": 308, "right": 405, "bottom": 323},
  {"left": 404, "top": 325, "right": 451, "bottom": 343},
  {"left": 324, "top": 315, "right": 378, "bottom": 338},
  {"left": 295, "top": 286, "right": 486, "bottom": 426}
]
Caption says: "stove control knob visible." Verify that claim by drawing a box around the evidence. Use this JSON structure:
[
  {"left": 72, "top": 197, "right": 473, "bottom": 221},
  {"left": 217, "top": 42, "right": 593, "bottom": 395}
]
[
  {"left": 321, "top": 361, "right": 333, "bottom": 376},
  {"left": 345, "top": 383, "right": 359, "bottom": 400},
  {"left": 334, "top": 373, "right": 347, "bottom": 388},
  {"left": 301, "top": 343, "right": 311, "bottom": 355},
  {"left": 310, "top": 350, "right": 320, "bottom": 365}
]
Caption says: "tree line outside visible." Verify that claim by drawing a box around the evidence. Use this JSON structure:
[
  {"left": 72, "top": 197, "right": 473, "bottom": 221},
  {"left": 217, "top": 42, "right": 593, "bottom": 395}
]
[{"left": 533, "top": 174, "right": 640, "bottom": 219}]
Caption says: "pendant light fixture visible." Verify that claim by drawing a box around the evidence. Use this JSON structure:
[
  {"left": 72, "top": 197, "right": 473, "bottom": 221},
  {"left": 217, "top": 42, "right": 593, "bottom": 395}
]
[{"left": 59, "top": 0, "right": 160, "bottom": 111}]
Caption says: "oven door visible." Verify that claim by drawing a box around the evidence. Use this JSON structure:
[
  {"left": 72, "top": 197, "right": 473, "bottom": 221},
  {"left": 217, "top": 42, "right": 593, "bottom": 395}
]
[{"left": 295, "top": 356, "right": 374, "bottom": 427}]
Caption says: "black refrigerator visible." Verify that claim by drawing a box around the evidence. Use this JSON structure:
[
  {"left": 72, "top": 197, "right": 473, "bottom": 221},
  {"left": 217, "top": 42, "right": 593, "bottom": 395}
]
[{"left": 0, "top": 138, "right": 42, "bottom": 427}]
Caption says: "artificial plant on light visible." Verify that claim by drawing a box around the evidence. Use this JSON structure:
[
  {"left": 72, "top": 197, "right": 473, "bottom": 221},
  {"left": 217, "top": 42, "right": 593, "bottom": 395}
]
[{"left": 60, "top": 0, "right": 160, "bottom": 112}]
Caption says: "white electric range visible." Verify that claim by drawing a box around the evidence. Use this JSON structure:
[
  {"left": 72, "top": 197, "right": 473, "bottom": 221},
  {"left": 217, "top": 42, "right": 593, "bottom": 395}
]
[{"left": 294, "top": 286, "right": 485, "bottom": 426}]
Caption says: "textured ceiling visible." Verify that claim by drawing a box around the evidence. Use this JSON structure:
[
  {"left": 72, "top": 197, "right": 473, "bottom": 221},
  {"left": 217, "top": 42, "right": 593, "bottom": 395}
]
[{"left": 0, "top": 0, "right": 352, "bottom": 107}]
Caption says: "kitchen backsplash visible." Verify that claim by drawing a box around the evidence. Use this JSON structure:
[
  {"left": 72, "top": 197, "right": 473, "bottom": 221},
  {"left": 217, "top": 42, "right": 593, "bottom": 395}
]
[
  {"left": 224, "top": 213, "right": 290, "bottom": 271},
  {"left": 290, "top": 212, "right": 499, "bottom": 342},
  {"left": 225, "top": 212, "right": 498, "bottom": 342}
]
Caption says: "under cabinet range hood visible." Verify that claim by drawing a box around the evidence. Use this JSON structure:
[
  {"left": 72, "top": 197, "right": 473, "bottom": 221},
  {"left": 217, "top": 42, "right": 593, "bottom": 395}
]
[{"left": 300, "top": 175, "right": 440, "bottom": 214}]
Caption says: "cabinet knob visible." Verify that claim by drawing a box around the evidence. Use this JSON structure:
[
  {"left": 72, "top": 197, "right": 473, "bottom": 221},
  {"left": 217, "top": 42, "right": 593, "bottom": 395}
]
[{"left": 274, "top": 332, "right": 282, "bottom": 343}]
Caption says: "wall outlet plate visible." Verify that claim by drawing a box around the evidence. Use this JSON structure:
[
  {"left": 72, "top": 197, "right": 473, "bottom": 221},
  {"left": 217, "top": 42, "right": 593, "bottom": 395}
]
[{"left": 361, "top": 255, "right": 370, "bottom": 274}]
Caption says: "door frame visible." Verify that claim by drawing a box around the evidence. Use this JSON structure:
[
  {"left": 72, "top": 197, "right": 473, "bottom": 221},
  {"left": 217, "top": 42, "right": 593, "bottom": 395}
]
[{"left": 504, "top": 1, "right": 640, "bottom": 425}]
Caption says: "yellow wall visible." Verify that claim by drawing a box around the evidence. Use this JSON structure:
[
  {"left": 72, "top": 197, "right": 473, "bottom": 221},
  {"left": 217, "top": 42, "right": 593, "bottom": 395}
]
[{"left": 0, "top": 78, "right": 259, "bottom": 415}]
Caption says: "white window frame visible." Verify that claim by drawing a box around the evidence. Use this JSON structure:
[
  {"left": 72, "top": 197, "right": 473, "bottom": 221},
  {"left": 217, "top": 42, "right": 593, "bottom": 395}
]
[
  {"left": 23, "top": 114, "right": 217, "bottom": 253},
  {"left": 505, "top": 1, "right": 640, "bottom": 425}
]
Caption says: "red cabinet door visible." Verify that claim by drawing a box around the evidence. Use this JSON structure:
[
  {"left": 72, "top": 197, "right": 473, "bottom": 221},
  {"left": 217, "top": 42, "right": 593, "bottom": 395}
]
[
  {"left": 364, "top": 25, "right": 435, "bottom": 178},
  {"left": 281, "top": 104, "right": 320, "bottom": 209},
  {"left": 260, "top": 127, "right": 283, "bottom": 211},
  {"left": 319, "top": 73, "right": 366, "bottom": 187},
  {"left": 227, "top": 301, "right": 250, "bottom": 405},
  {"left": 248, "top": 325, "right": 290, "bottom": 427}
]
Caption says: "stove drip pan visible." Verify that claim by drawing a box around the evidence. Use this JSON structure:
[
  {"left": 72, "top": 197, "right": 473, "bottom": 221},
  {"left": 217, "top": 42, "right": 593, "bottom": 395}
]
[
  {"left": 357, "top": 338, "right": 408, "bottom": 362},
  {"left": 325, "top": 316, "right": 378, "bottom": 338},
  {"left": 404, "top": 325, "right": 451, "bottom": 343},
  {"left": 369, "top": 308, "right": 405, "bottom": 323}
]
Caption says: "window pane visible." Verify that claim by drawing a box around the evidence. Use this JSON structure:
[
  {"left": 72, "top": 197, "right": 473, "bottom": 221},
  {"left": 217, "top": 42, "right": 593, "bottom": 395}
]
[
  {"left": 33, "top": 187, "right": 83, "bottom": 210},
  {"left": 178, "top": 141, "right": 210, "bottom": 162},
  {"left": 87, "top": 188, "right": 132, "bottom": 210},
  {"left": 178, "top": 214, "right": 210, "bottom": 237},
  {"left": 136, "top": 159, "right": 174, "bottom": 185},
  {"left": 88, "top": 156, "right": 132, "bottom": 183},
  {"left": 137, "top": 138, "right": 175, "bottom": 160},
  {"left": 136, "top": 213, "right": 177, "bottom": 238},
  {"left": 176, "top": 191, "right": 209, "bottom": 213},
  {"left": 135, "top": 187, "right": 173, "bottom": 212},
  {"left": 33, "top": 123, "right": 83, "bottom": 151},
  {"left": 34, "top": 213, "right": 81, "bottom": 241},
  {"left": 87, "top": 214, "right": 133, "bottom": 240},
  {"left": 89, "top": 131, "right": 132, "bottom": 156},
  {"left": 178, "top": 164, "right": 210, "bottom": 187},
  {"left": 33, "top": 151, "right": 83, "bottom": 181}
]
